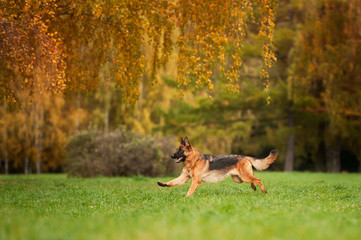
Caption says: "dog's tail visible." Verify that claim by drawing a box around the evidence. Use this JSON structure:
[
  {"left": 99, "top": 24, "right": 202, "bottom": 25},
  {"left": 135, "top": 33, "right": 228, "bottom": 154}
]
[{"left": 248, "top": 150, "right": 278, "bottom": 171}]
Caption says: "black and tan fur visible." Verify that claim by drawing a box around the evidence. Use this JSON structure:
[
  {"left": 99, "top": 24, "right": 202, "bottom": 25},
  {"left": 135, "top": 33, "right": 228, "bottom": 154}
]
[{"left": 157, "top": 137, "right": 278, "bottom": 197}]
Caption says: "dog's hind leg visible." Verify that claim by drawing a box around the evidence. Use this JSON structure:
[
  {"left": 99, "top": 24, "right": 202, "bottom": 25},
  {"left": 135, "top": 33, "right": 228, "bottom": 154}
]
[
  {"left": 237, "top": 159, "right": 267, "bottom": 193},
  {"left": 231, "top": 174, "right": 256, "bottom": 191},
  {"left": 231, "top": 175, "right": 243, "bottom": 183},
  {"left": 250, "top": 172, "right": 257, "bottom": 191}
]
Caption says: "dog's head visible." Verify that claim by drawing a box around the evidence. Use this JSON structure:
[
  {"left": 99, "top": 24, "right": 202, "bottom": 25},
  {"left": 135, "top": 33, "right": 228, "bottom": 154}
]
[{"left": 171, "top": 137, "right": 192, "bottom": 163}]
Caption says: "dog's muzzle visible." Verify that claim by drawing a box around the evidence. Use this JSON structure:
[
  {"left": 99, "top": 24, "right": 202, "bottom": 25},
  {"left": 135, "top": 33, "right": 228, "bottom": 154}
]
[
  {"left": 175, "top": 157, "right": 184, "bottom": 163},
  {"left": 171, "top": 154, "right": 185, "bottom": 163}
]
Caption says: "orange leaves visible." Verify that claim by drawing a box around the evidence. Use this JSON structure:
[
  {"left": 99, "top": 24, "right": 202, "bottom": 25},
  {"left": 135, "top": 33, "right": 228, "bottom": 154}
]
[
  {"left": 82, "top": 0, "right": 277, "bottom": 100},
  {"left": 1, "top": 0, "right": 277, "bottom": 104},
  {"left": 0, "top": 0, "right": 67, "bottom": 104},
  {"left": 93, "top": 3, "right": 103, "bottom": 19},
  {"left": 254, "top": 0, "right": 277, "bottom": 89},
  {"left": 174, "top": 0, "right": 276, "bottom": 94}
]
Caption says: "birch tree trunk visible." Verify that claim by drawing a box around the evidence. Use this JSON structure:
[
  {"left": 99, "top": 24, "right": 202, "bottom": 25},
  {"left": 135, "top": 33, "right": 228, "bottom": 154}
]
[
  {"left": 34, "top": 102, "right": 44, "bottom": 174},
  {"left": 326, "top": 137, "right": 341, "bottom": 173},
  {"left": 24, "top": 156, "right": 29, "bottom": 174},
  {"left": 24, "top": 122, "right": 30, "bottom": 174},
  {"left": 4, "top": 127, "right": 9, "bottom": 175},
  {"left": 284, "top": 104, "right": 295, "bottom": 172}
]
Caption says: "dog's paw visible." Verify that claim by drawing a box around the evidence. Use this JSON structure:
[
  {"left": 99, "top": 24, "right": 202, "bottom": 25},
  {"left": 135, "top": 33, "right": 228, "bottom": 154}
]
[{"left": 157, "top": 181, "right": 169, "bottom": 187}]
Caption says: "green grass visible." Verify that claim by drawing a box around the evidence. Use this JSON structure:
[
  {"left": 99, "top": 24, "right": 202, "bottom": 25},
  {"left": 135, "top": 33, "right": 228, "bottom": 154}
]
[{"left": 0, "top": 172, "right": 360, "bottom": 240}]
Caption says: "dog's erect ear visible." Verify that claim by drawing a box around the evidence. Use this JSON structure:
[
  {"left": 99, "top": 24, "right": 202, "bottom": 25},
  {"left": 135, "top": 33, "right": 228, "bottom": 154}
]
[
  {"left": 180, "top": 137, "right": 185, "bottom": 145},
  {"left": 184, "top": 136, "right": 192, "bottom": 149}
]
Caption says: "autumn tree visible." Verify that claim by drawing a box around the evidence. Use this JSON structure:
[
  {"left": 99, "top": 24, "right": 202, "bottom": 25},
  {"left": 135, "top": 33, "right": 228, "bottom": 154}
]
[
  {"left": 0, "top": 101, "right": 10, "bottom": 174},
  {"left": 0, "top": 0, "right": 67, "bottom": 104},
  {"left": 1, "top": 0, "right": 277, "bottom": 103},
  {"left": 289, "top": 0, "right": 361, "bottom": 172}
]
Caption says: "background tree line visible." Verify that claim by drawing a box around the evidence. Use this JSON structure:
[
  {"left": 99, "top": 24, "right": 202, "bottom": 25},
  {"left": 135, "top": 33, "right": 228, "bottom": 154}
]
[{"left": 0, "top": 0, "right": 360, "bottom": 175}]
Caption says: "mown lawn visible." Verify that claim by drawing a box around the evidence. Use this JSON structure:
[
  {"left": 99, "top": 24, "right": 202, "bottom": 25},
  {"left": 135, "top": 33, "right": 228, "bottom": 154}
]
[{"left": 0, "top": 172, "right": 360, "bottom": 240}]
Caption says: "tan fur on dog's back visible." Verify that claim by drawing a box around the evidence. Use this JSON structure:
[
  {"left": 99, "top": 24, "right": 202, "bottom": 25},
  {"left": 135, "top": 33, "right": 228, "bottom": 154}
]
[{"left": 247, "top": 150, "right": 278, "bottom": 171}]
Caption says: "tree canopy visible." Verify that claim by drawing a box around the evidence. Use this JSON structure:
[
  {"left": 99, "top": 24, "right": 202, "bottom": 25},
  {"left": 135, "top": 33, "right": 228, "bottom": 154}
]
[{"left": 0, "top": 0, "right": 277, "bottom": 104}]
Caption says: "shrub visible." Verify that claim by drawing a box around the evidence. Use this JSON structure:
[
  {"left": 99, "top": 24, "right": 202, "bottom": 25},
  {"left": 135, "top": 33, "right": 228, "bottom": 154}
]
[{"left": 65, "top": 130, "right": 177, "bottom": 178}]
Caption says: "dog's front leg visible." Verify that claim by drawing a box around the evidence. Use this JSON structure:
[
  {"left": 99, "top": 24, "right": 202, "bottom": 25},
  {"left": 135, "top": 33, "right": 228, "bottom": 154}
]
[
  {"left": 157, "top": 169, "right": 190, "bottom": 187},
  {"left": 185, "top": 177, "right": 201, "bottom": 197}
]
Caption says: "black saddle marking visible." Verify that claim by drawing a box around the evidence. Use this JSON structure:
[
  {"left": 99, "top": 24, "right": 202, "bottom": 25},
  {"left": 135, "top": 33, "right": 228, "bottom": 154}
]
[
  {"left": 202, "top": 154, "right": 215, "bottom": 161},
  {"left": 203, "top": 154, "right": 244, "bottom": 171}
]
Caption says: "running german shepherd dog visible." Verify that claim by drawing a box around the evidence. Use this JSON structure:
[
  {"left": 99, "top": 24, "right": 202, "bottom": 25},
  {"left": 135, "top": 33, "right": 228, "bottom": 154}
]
[{"left": 157, "top": 137, "right": 278, "bottom": 197}]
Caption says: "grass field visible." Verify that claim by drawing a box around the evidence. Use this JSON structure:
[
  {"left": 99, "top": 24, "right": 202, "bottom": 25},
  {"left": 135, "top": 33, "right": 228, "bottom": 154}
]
[{"left": 0, "top": 172, "right": 360, "bottom": 240}]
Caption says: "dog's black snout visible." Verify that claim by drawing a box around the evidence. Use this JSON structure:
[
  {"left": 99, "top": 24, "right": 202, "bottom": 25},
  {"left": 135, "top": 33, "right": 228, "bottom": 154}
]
[{"left": 171, "top": 154, "right": 175, "bottom": 158}]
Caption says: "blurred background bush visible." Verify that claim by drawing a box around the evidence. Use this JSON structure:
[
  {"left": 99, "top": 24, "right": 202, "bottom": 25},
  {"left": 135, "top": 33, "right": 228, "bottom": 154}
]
[{"left": 65, "top": 130, "right": 178, "bottom": 177}]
